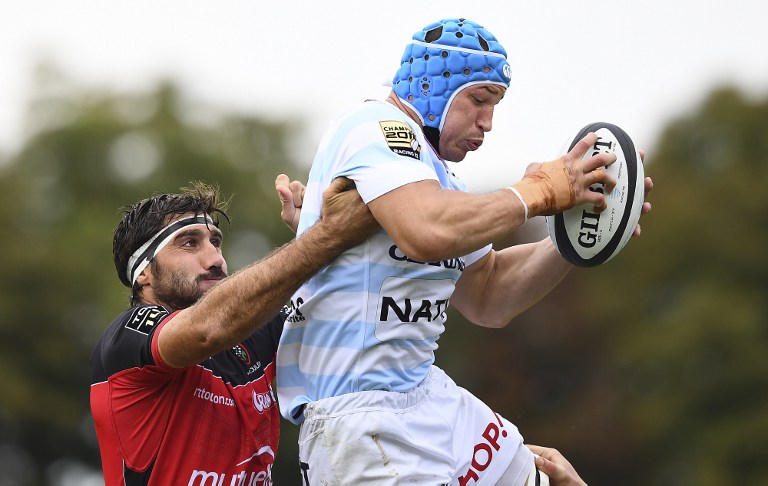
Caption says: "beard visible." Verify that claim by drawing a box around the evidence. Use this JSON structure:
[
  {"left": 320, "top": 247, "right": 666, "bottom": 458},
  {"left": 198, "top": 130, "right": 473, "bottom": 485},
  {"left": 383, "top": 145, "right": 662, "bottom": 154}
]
[{"left": 150, "top": 261, "right": 227, "bottom": 311}]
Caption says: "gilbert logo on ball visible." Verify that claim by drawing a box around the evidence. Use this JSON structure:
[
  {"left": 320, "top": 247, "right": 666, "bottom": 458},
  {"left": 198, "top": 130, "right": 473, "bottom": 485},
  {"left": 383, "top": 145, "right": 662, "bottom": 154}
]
[{"left": 546, "top": 122, "right": 645, "bottom": 267}]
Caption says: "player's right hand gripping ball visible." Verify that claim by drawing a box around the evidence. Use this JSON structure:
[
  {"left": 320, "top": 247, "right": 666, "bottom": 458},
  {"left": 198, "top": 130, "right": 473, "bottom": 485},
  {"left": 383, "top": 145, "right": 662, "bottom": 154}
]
[{"left": 546, "top": 122, "right": 645, "bottom": 267}]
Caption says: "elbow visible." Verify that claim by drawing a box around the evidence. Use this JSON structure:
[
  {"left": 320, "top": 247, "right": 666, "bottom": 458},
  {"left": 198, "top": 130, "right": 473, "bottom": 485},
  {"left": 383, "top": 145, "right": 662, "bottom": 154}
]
[
  {"left": 398, "top": 246, "right": 444, "bottom": 264},
  {"left": 486, "top": 317, "right": 512, "bottom": 329},
  {"left": 187, "top": 312, "right": 237, "bottom": 356},
  {"left": 394, "top": 229, "right": 464, "bottom": 263},
  {"left": 464, "top": 301, "right": 522, "bottom": 329},
  {"left": 471, "top": 313, "right": 514, "bottom": 329},
  {"left": 193, "top": 326, "right": 229, "bottom": 355}
]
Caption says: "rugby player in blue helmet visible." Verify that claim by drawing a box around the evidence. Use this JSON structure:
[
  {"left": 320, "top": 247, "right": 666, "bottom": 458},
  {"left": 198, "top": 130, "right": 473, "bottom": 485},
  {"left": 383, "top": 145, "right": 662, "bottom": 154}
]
[
  {"left": 275, "top": 17, "right": 652, "bottom": 485},
  {"left": 391, "top": 18, "right": 512, "bottom": 160}
]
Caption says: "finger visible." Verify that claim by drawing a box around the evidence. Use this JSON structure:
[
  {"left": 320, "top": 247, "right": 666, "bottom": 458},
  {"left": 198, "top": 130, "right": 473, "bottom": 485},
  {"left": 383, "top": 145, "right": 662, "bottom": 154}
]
[
  {"left": 322, "top": 177, "right": 355, "bottom": 212},
  {"left": 582, "top": 151, "right": 617, "bottom": 173},
  {"left": 644, "top": 176, "right": 654, "bottom": 196},
  {"left": 529, "top": 448, "right": 568, "bottom": 480},
  {"left": 526, "top": 444, "right": 561, "bottom": 461},
  {"left": 593, "top": 198, "right": 608, "bottom": 214},
  {"left": 527, "top": 445, "right": 548, "bottom": 455},
  {"left": 276, "top": 184, "right": 292, "bottom": 205},
  {"left": 534, "top": 455, "right": 560, "bottom": 478},
  {"left": 589, "top": 168, "right": 606, "bottom": 185},
  {"left": 275, "top": 173, "right": 290, "bottom": 191},
  {"left": 589, "top": 167, "right": 617, "bottom": 194},
  {"left": 639, "top": 149, "right": 645, "bottom": 162},
  {"left": 581, "top": 183, "right": 609, "bottom": 213},
  {"left": 289, "top": 180, "right": 305, "bottom": 207},
  {"left": 567, "top": 132, "right": 598, "bottom": 162},
  {"left": 275, "top": 174, "right": 292, "bottom": 204}
]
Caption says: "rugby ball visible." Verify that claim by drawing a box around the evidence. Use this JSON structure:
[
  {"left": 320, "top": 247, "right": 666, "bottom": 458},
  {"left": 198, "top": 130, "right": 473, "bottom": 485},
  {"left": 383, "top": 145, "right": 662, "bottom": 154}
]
[{"left": 545, "top": 122, "right": 644, "bottom": 267}]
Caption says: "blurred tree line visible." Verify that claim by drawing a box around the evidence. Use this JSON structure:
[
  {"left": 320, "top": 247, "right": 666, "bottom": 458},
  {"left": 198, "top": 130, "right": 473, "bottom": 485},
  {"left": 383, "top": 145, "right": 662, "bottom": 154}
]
[
  {"left": 0, "top": 65, "right": 302, "bottom": 485},
  {"left": 0, "top": 65, "right": 765, "bottom": 485}
]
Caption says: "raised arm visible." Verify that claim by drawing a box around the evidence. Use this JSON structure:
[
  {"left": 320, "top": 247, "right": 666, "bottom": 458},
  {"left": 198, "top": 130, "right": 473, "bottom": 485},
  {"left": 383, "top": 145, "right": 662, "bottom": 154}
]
[
  {"left": 157, "top": 178, "right": 378, "bottom": 368},
  {"left": 367, "top": 132, "right": 617, "bottom": 263}
]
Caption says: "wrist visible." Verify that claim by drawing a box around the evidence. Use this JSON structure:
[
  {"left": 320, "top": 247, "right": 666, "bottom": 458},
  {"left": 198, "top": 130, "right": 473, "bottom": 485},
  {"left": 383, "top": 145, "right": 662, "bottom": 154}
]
[
  {"left": 512, "top": 158, "right": 575, "bottom": 218},
  {"left": 506, "top": 186, "right": 529, "bottom": 220},
  {"left": 304, "top": 220, "right": 341, "bottom": 252}
]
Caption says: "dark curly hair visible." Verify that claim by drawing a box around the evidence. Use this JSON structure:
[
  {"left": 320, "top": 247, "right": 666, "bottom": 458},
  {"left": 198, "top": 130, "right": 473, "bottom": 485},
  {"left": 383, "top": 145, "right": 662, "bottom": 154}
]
[{"left": 113, "top": 181, "right": 230, "bottom": 306}]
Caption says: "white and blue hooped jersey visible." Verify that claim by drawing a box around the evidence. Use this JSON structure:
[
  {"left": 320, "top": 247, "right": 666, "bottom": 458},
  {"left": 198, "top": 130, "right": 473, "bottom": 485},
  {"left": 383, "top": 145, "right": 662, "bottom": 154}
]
[{"left": 276, "top": 100, "right": 491, "bottom": 424}]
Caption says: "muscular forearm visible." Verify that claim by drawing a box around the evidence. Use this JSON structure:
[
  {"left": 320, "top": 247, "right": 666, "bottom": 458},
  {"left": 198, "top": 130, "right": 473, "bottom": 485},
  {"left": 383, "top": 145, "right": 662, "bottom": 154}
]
[
  {"left": 205, "top": 223, "right": 340, "bottom": 329},
  {"left": 370, "top": 133, "right": 619, "bottom": 263},
  {"left": 158, "top": 177, "right": 377, "bottom": 368},
  {"left": 369, "top": 180, "right": 526, "bottom": 262},
  {"left": 159, "top": 223, "right": 345, "bottom": 368}
]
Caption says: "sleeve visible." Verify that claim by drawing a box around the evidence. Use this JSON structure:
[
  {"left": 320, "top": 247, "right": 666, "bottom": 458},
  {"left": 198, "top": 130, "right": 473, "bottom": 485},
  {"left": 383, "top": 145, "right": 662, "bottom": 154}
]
[
  {"left": 334, "top": 116, "right": 438, "bottom": 204},
  {"left": 98, "top": 305, "right": 172, "bottom": 377}
]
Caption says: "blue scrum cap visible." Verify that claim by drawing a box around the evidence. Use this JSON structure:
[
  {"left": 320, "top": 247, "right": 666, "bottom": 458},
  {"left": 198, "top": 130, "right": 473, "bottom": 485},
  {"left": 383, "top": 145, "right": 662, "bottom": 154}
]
[{"left": 392, "top": 18, "right": 511, "bottom": 150}]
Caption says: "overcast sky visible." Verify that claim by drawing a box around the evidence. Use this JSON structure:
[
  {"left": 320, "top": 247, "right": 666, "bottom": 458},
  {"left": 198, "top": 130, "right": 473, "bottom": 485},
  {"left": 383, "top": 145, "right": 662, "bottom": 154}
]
[{"left": 2, "top": 0, "right": 767, "bottom": 191}]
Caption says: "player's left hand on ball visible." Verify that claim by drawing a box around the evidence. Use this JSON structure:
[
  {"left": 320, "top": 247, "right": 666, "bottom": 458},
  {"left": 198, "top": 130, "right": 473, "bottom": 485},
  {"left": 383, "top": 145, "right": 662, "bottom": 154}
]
[
  {"left": 633, "top": 150, "right": 653, "bottom": 237},
  {"left": 567, "top": 132, "right": 618, "bottom": 213}
]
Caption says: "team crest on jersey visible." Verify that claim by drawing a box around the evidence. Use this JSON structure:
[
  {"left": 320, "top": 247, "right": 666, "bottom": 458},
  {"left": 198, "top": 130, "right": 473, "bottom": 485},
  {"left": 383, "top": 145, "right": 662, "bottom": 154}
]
[
  {"left": 380, "top": 121, "right": 421, "bottom": 160},
  {"left": 125, "top": 305, "right": 168, "bottom": 335},
  {"left": 231, "top": 343, "right": 251, "bottom": 365}
]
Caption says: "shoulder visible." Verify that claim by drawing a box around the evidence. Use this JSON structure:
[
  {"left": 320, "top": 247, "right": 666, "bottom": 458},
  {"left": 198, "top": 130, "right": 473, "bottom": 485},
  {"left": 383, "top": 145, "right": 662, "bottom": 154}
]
[
  {"left": 339, "top": 102, "right": 426, "bottom": 160},
  {"left": 91, "top": 305, "right": 172, "bottom": 380},
  {"left": 121, "top": 305, "right": 172, "bottom": 335},
  {"left": 330, "top": 101, "right": 418, "bottom": 136}
]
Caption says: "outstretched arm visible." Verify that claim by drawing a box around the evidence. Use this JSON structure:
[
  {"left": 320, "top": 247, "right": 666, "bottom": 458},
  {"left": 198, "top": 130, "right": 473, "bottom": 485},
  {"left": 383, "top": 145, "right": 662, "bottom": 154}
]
[
  {"left": 157, "top": 178, "right": 379, "bottom": 368},
  {"left": 367, "top": 132, "right": 617, "bottom": 263}
]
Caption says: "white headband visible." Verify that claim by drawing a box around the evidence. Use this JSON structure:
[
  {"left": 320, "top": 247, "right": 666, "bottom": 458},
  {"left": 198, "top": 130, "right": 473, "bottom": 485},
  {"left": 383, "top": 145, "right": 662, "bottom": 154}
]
[{"left": 126, "top": 214, "right": 215, "bottom": 285}]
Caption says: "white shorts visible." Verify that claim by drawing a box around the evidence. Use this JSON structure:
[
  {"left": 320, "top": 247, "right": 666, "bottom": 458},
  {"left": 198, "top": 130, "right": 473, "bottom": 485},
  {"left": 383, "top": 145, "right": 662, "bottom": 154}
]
[
  {"left": 525, "top": 462, "right": 550, "bottom": 486},
  {"left": 297, "top": 366, "right": 534, "bottom": 485}
]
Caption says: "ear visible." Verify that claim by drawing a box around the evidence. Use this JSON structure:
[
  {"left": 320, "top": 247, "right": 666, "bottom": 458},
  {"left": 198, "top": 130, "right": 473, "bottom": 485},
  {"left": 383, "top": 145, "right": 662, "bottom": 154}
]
[{"left": 135, "top": 266, "right": 152, "bottom": 287}]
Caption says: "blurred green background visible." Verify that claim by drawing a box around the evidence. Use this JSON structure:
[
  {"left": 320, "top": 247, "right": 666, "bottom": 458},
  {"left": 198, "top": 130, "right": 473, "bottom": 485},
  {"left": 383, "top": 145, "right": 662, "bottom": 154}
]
[{"left": 0, "top": 65, "right": 766, "bottom": 485}]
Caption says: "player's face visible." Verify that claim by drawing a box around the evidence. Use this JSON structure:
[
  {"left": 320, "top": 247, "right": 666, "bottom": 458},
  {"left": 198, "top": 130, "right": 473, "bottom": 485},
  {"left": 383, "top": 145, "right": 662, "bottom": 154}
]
[
  {"left": 148, "top": 220, "right": 228, "bottom": 310},
  {"left": 438, "top": 84, "right": 505, "bottom": 162}
]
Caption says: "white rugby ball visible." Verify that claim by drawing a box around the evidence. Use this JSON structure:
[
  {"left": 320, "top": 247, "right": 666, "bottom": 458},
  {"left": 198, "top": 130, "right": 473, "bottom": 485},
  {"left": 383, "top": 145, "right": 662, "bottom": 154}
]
[{"left": 545, "top": 122, "right": 644, "bottom": 267}]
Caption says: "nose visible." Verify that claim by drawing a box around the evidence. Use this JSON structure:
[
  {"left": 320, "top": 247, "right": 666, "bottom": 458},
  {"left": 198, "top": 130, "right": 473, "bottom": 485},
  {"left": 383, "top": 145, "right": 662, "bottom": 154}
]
[
  {"left": 478, "top": 106, "right": 494, "bottom": 133},
  {"left": 202, "top": 241, "right": 225, "bottom": 270}
]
